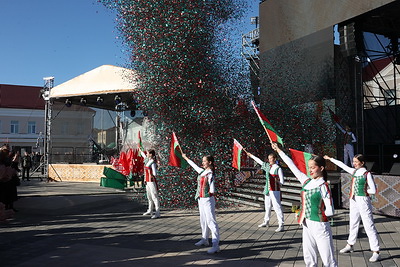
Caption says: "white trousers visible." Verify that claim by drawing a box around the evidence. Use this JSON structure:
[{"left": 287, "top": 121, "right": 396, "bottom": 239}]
[
  {"left": 344, "top": 144, "right": 354, "bottom": 167},
  {"left": 347, "top": 196, "right": 380, "bottom": 251},
  {"left": 145, "top": 182, "right": 160, "bottom": 214},
  {"left": 198, "top": 197, "right": 220, "bottom": 244},
  {"left": 302, "top": 219, "right": 337, "bottom": 267},
  {"left": 263, "top": 191, "right": 284, "bottom": 226}
]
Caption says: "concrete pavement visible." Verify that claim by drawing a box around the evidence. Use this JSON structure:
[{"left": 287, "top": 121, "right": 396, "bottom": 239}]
[{"left": 0, "top": 179, "right": 399, "bottom": 266}]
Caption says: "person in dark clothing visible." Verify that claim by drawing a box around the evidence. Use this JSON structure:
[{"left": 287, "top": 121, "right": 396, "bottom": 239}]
[
  {"left": 0, "top": 145, "right": 19, "bottom": 212},
  {"left": 0, "top": 147, "right": 16, "bottom": 221},
  {"left": 21, "top": 152, "right": 32, "bottom": 181}
]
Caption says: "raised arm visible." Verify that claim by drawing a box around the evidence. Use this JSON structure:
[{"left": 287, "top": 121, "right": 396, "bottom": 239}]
[
  {"left": 334, "top": 122, "right": 345, "bottom": 134},
  {"left": 139, "top": 149, "right": 146, "bottom": 158},
  {"left": 323, "top": 155, "right": 355, "bottom": 174},
  {"left": 247, "top": 152, "right": 264, "bottom": 166},
  {"left": 182, "top": 154, "right": 203, "bottom": 174},
  {"left": 271, "top": 143, "right": 309, "bottom": 184}
]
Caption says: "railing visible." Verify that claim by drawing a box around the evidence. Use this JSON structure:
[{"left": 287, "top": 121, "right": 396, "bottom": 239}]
[
  {"left": 50, "top": 147, "right": 95, "bottom": 164},
  {"left": 241, "top": 28, "right": 260, "bottom": 79}
]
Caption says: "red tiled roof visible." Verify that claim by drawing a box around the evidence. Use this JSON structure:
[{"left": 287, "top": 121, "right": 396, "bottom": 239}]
[{"left": 0, "top": 84, "right": 45, "bottom": 110}]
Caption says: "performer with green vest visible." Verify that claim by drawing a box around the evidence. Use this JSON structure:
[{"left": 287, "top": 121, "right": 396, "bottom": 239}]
[
  {"left": 324, "top": 154, "right": 380, "bottom": 263},
  {"left": 272, "top": 142, "right": 337, "bottom": 267},
  {"left": 247, "top": 152, "right": 285, "bottom": 232},
  {"left": 182, "top": 153, "right": 220, "bottom": 254}
]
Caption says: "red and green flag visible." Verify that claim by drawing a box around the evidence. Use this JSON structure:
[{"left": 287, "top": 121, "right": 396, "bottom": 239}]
[
  {"left": 232, "top": 139, "right": 243, "bottom": 171},
  {"left": 138, "top": 131, "right": 144, "bottom": 151},
  {"left": 289, "top": 148, "right": 313, "bottom": 177},
  {"left": 251, "top": 101, "right": 283, "bottom": 145},
  {"left": 168, "top": 132, "right": 188, "bottom": 168}
]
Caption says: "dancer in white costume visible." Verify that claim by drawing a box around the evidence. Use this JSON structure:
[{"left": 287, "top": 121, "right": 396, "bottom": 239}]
[
  {"left": 324, "top": 154, "right": 380, "bottom": 262},
  {"left": 140, "top": 149, "right": 160, "bottom": 219},
  {"left": 272, "top": 143, "right": 337, "bottom": 267},
  {"left": 247, "top": 152, "right": 285, "bottom": 232},
  {"left": 182, "top": 154, "right": 220, "bottom": 254}
]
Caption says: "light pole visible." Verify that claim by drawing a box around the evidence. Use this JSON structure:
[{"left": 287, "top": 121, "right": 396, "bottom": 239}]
[{"left": 42, "top": 77, "right": 54, "bottom": 181}]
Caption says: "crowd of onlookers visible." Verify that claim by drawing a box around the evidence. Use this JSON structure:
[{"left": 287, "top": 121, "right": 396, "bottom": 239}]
[{"left": 0, "top": 144, "right": 43, "bottom": 222}]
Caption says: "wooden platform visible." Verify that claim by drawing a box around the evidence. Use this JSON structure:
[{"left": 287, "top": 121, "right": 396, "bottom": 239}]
[{"left": 48, "top": 163, "right": 112, "bottom": 182}]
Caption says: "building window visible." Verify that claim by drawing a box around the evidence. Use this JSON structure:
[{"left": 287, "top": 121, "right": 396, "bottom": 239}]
[
  {"left": 28, "top": 121, "right": 36, "bottom": 134},
  {"left": 10, "top": 121, "right": 19, "bottom": 134}
]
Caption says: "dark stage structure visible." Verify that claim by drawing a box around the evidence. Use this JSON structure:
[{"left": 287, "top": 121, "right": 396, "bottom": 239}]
[{"left": 257, "top": 0, "right": 400, "bottom": 175}]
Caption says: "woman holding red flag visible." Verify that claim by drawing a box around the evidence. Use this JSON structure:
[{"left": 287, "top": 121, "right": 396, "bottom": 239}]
[
  {"left": 182, "top": 153, "right": 220, "bottom": 254},
  {"left": 271, "top": 142, "right": 337, "bottom": 267},
  {"left": 140, "top": 148, "right": 160, "bottom": 219}
]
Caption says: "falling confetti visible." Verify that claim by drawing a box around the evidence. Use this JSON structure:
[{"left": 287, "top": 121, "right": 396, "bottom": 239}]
[
  {"left": 99, "top": 0, "right": 268, "bottom": 208},
  {"left": 100, "top": 0, "right": 338, "bottom": 209}
]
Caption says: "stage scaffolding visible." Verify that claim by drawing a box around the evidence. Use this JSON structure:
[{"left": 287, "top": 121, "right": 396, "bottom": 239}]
[{"left": 338, "top": 6, "right": 400, "bottom": 173}]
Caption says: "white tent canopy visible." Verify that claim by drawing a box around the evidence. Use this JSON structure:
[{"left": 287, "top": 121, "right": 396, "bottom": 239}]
[{"left": 50, "top": 65, "right": 138, "bottom": 99}]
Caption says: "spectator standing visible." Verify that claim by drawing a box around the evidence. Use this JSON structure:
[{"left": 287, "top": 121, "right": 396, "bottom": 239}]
[{"left": 22, "top": 152, "right": 32, "bottom": 181}]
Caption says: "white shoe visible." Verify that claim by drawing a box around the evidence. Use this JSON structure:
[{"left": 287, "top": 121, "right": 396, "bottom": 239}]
[
  {"left": 369, "top": 252, "right": 380, "bottom": 262},
  {"left": 339, "top": 244, "right": 353, "bottom": 253},
  {"left": 195, "top": 239, "right": 209, "bottom": 247},
  {"left": 151, "top": 214, "right": 160, "bottom": 219},
  {"left": 258, "top": 222, "right": 269, "bottom": 227},
  {"left": 207, "top": 244, "right": 220, "bottom": 254},
  {"left": 142, "top": 211, "right": 152, "bottom": 216},
  {"left": 275, "top": 225, "right": 284, "bottom": 232}
]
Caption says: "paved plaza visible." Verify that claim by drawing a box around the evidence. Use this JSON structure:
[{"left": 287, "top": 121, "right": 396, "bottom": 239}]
[{"left": 0, "top": 180, "right": 399, "bottom": 266}]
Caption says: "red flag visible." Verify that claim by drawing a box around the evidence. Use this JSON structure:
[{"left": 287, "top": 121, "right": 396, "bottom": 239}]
[
  {"left": 289, "top": 148, "right": 313, "bottom": 177},
  {"left": 168, "top": 132, "right": 188, "bottom": 168},
  {"left": 251, "top": 101, "right": 283, "bottom": 145},
  {"left": 131, "top": 149, "right": 144, "bottom": 174},
  {"left": 119, "top": 151, "right": 131, "bottom": 175},
  {"left": 232, "top": 139, "right": 243, "bottom": 171},
  {"left": 127, "top": 149, "right": 134, "bottom": 173}
]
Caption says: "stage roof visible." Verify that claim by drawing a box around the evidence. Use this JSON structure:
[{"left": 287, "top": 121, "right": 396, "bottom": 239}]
[{"left": 49, "top": 65, "right": 138, "bottom": 110}]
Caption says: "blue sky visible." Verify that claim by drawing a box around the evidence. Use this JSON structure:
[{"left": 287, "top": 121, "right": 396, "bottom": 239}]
[
  {"left": 0, "top": 0, "right": 258, "bottom": 87},
  {"left": 0, "top": 0, "right": 125, "bottom": 87}
]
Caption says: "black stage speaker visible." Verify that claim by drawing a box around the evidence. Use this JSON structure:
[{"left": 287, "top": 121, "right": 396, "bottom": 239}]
[
  {"left": 365, "top": 162, "right": 375, "bottom": 171},
  {"left": 339, "top": 22, "right": 363, "bottom": 57},
  {"left": 389, "top": 163, "right": 400, "bottom": 175}
]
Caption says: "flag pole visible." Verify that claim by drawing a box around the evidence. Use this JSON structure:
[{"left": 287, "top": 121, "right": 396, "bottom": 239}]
[{"left": 251, "top": 101, "right": 273, "bottom": 143}]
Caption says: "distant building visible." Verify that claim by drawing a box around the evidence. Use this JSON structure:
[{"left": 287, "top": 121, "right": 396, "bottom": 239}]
[
  {"left": 0, "top": 84, "right": 96, "bottom": 162},
  {"left": 0, "top": 84, "right": 45, "bottom": 153}
]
